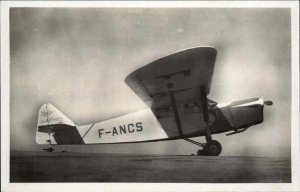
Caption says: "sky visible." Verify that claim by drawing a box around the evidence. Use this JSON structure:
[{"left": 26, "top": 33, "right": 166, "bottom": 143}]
[{"left": 9, "top": 8, "right": 291, "bottom": 157}]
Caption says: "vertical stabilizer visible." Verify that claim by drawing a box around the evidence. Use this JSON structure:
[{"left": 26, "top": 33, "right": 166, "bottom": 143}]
[
  {"left": 38, "top": 103, "right": 75, "bottom": 127},
  {"left": 36, "top": 104, "right": 83, "bottom": 145}
]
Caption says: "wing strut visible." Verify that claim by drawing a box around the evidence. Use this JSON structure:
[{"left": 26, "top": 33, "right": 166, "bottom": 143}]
[
  {"left": 169, "top": 91, "right": 183, "bottom": 136},
  {"left": 200, "top": 86, "right": 211, "bottom": 142}
]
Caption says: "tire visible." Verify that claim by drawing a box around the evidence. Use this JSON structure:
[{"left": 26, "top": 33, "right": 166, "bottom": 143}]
[
  {"left": 205, "top": 140, "right": 222, "bottom": 156},
  {"left": 197, "top": 149, "right": 207, "bottom": 156}
]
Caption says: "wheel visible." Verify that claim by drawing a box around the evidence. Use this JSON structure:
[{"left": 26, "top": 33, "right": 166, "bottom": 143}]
[
  {"left": 43, "top": 147, "right": 54, "bottom": 152},
  {"left": 205, "top": 140, "right": 222, "bottom": 156},
  {"left": 197, "top": 149, "right": 207, "bottom": 156}
]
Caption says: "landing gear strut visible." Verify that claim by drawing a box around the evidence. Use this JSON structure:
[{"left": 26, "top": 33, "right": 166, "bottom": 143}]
[{"left": 187, "top": 86, "right": 222, "bottom": 156}]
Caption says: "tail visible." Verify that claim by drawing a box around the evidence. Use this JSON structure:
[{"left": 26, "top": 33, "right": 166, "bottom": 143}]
[{"left": 36, "top": 104, "right": 84, "bottom": 145}]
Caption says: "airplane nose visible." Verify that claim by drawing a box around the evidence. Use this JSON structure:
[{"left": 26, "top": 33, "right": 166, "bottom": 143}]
[{"left": 264, "top": 100, "right": 273, "bottom": 106}]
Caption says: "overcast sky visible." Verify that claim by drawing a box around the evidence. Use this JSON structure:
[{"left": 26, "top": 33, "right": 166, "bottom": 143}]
[{"left": 10, "top": 8, "right": 291, "bottom": 157}]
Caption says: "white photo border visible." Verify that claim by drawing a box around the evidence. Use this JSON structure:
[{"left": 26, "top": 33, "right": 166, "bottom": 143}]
[{"left": 1, "top": 1, "right": 299, "bottom": 192}]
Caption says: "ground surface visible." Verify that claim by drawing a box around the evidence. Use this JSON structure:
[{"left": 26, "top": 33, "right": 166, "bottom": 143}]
[{"left": 10, "top": 151, "right": 291, "bottom": 183}]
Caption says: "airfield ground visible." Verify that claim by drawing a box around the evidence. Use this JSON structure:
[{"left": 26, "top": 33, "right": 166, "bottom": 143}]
[{"left": 10, "top": 151, "right": 290, "bottom": 183}]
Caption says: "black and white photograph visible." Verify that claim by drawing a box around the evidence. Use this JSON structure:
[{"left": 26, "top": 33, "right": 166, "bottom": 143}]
[{"left": 1, "top": 1, "right": 299, "bottom": 192}]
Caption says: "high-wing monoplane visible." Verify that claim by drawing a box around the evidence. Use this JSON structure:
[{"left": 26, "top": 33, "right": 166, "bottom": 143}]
[{"left": 36, "top": 47, "right": 273, "bottom": 156}]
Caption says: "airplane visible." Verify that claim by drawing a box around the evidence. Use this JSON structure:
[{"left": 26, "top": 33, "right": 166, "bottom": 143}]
[{"left": 36, "top": 46, "right": 273, "bottom": 156}]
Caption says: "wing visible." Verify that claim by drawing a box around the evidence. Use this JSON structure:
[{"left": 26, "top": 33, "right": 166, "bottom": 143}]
[{"left": 125, "top": 47, "right": 217, "bottom": 138}]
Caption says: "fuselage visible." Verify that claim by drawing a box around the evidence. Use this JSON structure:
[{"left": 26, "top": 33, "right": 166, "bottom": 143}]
[
  {"left": 36, "top": 98, "right": 271, "bottom": 145},
  {"left": 206, "top": 98, "right": 266, "bottom": 136}
]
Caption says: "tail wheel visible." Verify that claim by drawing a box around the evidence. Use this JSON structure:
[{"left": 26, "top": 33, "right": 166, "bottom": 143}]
[
  {"left": 205, "top": 140, "right": 222, "bottom": 156},
  {"left": 43, "top": 147, "right": 54, "bottom": 152}
]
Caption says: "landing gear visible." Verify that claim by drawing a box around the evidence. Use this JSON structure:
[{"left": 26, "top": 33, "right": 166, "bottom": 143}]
[
  {"left": 43, "top": 134, "right": 55, "bottom": 152},
  {"left": 197, "top": 149, "right": 206, "bottom": 156},
  {"left": 197, "top": 140, "right": 222, "bottom": 156},
  {"left": 193, "top": 86, "right": 222, "bottom": 156},
  {"left": 185, "top": 138, "right": 222, "bottom": 156},
  {"left": 43, "top": 146, "right": 54, "bottom": 152}
]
